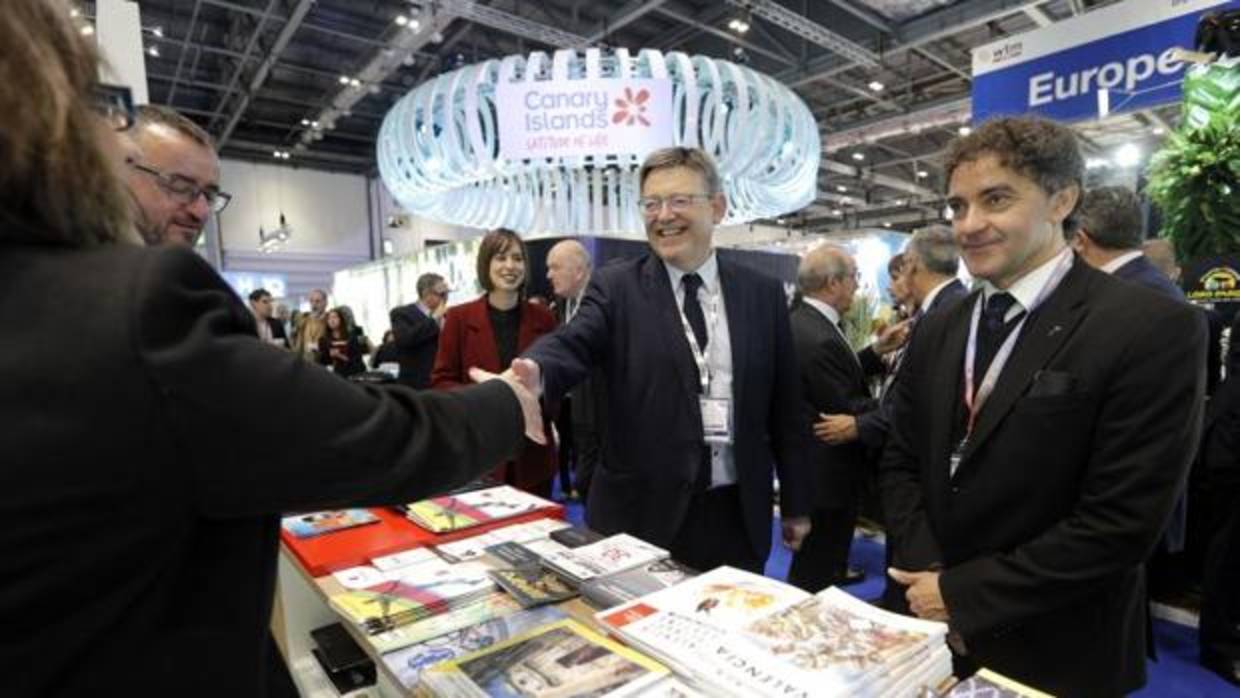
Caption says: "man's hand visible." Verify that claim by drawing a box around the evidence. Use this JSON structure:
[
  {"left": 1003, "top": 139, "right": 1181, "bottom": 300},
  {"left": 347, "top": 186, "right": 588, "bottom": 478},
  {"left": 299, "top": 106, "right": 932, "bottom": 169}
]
[
  {"left": 888, "top": 568, "right": 948, "bottom": 621},
  {"left": 508, "top": 358, "right": 544, "bottom": 399},
  {"left": 432, "top": 302, "right": 448, "bottom": 321},
  {"left": 813, "top": 414, "right": 858, "bottom": 444},
  {"left": 469, "top": 367, "right": 546, "bottom": 445},
  {"left": 781, "top": 516, "right": 812, "bottom": 552},
  {"left": 874, "top": 319, "right": 912, "bottom": 355}
]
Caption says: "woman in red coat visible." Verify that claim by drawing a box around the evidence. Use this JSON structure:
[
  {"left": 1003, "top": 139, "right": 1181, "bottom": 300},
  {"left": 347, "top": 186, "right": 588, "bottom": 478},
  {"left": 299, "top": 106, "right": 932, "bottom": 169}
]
[{"left": 432, "top": 229, "right": 558, "bottom": 496}]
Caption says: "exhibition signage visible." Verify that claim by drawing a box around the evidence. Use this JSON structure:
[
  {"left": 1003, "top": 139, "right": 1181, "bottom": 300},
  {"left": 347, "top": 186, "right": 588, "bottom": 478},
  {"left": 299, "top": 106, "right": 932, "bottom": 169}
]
[
  {"left": 1183, "top": 254, "right": 1240, "bottom": 304},
  {"left": 497, "top": 78, "right": 674, "bottom": 160},
  {"left": 971, "top": 0, "right": 1240, "bottom": 123}
]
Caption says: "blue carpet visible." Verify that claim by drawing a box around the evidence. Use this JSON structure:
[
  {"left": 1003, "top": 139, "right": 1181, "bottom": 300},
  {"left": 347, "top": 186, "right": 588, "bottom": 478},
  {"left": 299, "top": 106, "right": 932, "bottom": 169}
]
[{"left": 552, "top": 484, "right": 1235, "bottom": 697}]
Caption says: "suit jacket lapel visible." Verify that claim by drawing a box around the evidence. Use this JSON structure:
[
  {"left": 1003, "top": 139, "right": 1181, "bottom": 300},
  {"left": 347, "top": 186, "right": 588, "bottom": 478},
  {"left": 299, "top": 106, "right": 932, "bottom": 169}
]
[
  {"left": 958, "top": 260, "right": 1091, "bottom": 468},
  {"left": 641, "top": 256, "right": 700, "bottom": 400},
  {"left": 718, "top": 257, "right": 747, "bottom": 411},
  {"left": 464, "top": 298, "right": 502, "bottom": 371}
]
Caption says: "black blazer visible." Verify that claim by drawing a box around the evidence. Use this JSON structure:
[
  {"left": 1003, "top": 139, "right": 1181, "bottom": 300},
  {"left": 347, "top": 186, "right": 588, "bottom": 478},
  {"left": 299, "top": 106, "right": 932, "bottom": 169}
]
[
  {"left": 389, "top": 301, "right": 439, "bottom": 389},
  {"left": 790, "top": 301, "right": 876, "bottom": 509},
  {"left": 267, "top": 317, "right": 289, "bottom": 347},
  {"left": 525, "top": 251, "right": 811, "bottom": 560},
  {"left": 0, "top": 242, "right": 523, "bottom": 696},
  {"left": 880, "top": 256, "right": 1207, "bottom": 697}
]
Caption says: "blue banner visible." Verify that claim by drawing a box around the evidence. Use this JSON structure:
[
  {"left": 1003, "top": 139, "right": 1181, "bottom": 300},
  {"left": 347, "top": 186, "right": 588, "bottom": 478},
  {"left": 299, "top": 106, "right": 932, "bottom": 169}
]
[{"left": 971, "top": 0, "right": 1240, "bottom": 123}]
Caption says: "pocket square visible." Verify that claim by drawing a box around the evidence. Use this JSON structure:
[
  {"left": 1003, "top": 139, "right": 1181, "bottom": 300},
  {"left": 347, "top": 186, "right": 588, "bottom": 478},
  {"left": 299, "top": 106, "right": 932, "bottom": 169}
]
[{"left": 1028, "top": 369, "right": 1077, "bottom": 397}]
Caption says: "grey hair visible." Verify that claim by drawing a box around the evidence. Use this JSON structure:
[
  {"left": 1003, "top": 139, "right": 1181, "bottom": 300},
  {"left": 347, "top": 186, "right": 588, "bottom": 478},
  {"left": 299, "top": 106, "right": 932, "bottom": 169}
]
[
  {"left": 1076, "top": 186, "right": 1144, "bottom": 250},
  {"left": 416, "top": 272, "right": 445, "bottom": 299},
  {"left": 907, "top": 224, "right": 960, "bottom": 276},
  {"left": 797, "top": 244, "right": 851, "bottom": 294},
  {"left": 639, "top": 147, "right": 722, "bottom": 194}
]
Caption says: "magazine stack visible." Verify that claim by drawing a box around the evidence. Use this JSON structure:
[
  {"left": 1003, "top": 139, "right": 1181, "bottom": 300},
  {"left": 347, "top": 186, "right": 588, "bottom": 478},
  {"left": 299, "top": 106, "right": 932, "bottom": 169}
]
[
  {"left": 541, "top": 533, "right": 669, "bottom": 586},
  {"left": 404, "top": 485, "right": 559, "bottom": 533},
  {"left": 596, "top": 566, "right": 953, "bottom": 698}
]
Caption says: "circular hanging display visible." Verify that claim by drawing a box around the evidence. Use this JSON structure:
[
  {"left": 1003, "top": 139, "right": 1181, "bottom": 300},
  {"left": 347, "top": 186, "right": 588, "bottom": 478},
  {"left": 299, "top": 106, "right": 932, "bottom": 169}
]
[{"left": 377, "top": 47, "right": 820, "bottom": 237}]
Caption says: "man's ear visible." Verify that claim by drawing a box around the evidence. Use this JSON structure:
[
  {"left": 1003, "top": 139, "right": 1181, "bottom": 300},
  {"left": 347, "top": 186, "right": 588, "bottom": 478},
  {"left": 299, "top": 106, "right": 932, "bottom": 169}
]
[
  {"left": 1050, "top": 183, "right": 1080, "bottom": 226},
  {"left": 711, "top": 191, "right": 727, "bottom": 224}
]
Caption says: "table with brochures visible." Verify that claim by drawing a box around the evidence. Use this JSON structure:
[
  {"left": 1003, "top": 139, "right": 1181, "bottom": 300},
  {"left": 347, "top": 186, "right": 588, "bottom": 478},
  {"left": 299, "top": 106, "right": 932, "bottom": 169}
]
[{"left": 272, "top": 485, "right": 1052, "bottom": 698}]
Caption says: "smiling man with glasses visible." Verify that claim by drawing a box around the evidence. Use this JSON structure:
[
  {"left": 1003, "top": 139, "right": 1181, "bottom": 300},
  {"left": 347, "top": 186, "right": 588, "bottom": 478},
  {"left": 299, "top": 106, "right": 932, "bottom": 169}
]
[{"left": 123, "top": 104, "right": 229, "bottom": 247}]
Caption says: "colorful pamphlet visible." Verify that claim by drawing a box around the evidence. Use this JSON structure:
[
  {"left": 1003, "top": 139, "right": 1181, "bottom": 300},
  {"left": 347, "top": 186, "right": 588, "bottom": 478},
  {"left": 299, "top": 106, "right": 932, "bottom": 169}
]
[{"left": 280, "top": 509, "right": 378, "bottom": 538}]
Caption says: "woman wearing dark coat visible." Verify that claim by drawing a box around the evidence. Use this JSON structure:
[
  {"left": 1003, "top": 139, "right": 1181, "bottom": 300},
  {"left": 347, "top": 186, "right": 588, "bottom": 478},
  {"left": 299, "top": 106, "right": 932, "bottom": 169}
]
[{"left": 0, "top": 3, "right": 540, "bottom": 694}]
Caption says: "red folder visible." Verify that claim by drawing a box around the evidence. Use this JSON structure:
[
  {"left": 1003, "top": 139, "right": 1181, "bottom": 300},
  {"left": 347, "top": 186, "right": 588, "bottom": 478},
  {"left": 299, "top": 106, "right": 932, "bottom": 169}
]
[{"left": 280, "top": 506, "right": 565, "bottom": 577}]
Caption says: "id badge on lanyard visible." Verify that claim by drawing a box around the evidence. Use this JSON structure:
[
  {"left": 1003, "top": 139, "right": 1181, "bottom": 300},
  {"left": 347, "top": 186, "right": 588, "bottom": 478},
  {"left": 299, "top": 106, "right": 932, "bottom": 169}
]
[{"left": 680, "top": 290, "right": 733, "bottom": 445}]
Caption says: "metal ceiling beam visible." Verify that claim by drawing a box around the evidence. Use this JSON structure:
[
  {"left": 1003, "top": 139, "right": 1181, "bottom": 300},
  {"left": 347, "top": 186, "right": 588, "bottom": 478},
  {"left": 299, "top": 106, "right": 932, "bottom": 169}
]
[
  {"left": 726, "top": 0, "right": 880, "bottom": 67},
  {"left": 410, "top": 0, "right": 589, "bottom": 48},
  {"left": 655, "top": 6, "right": 797, "bottom": 66},
  {"left": 166, "top": 0, "right": 204, "bottom": 105},
  {"left": 782, "top": 0, "right": 1043, "bottom": 88},
  {"left": 821, "top": 95, "right": 971, "bottom": 152},
  {"left": 586, "top": 0, "right": 670, "bottom": 43},
  {"left": 206, "top": 0, "right": 279, "bottom": 132},
  {"left": 822, "top": 159, "right": 939, "bottom": 198},
  {"left": 1024, "top": 5, "right": 1055, "bottom": 27},
  {"left": 226, "top": 138, "right": 373, "bottom": 166},
  {"left": 147, "top": 72, "right": 386, "bottom": 119},
  {"left": 218, "top": 0, "right": 315, "bottom": 148},
  {"left": 825, "top": 0, "right": 892, "bottom": 33},
  {"left": 913, "top": 47, "right": 970, "bottom": 82}
]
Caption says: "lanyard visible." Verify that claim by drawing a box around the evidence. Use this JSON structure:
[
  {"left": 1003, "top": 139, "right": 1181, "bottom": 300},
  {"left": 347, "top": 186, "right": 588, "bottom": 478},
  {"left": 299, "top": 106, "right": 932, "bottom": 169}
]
[
  {"left": 962, "top": 249, "right": 1074, "bottom": 436},
  {"left": 676, "top": 283, "right": 720, "bottom": 393}
]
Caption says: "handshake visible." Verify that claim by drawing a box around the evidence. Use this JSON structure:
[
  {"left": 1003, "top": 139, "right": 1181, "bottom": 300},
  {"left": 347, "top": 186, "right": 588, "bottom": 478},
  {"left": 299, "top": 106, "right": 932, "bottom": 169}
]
[{"left": 469, "top": 358, "right": 546, "bottom": 445}]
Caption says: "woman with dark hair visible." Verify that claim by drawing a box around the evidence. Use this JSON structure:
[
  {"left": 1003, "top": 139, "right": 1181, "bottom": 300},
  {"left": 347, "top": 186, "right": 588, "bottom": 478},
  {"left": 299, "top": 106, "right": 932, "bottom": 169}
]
[
  {"left": 0, "top": 2, "right": 542, "bottom": 694},
  {"left": 432, "top": 229, "right": 559, "bottom": 496},
  {"left": 318, "top": 307, "right": 366, "bottom": 376}
]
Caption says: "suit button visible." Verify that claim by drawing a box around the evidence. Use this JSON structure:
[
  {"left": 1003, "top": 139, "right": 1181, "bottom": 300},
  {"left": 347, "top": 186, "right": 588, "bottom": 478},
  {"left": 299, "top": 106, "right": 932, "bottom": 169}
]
[{"left": 951, "top": 486, "right": 961, "bottom": 494}]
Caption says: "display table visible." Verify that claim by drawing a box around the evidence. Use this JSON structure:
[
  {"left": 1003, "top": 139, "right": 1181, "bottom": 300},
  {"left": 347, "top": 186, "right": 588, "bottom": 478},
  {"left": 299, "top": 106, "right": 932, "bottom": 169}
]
[{"left": 273, "top": 510, "right": 578, "bottom": 697}]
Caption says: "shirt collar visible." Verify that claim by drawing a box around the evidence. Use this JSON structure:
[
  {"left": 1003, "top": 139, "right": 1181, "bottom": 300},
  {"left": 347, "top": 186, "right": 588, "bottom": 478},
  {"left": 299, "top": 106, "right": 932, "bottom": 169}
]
[
  {"left": 981, "top": 246, "right": 1072, "bottom": 312},
  {"left": 1100, "top": 250, "right": 1144, "bottom": 275},
  {"left": 415, "top": 301, "right": 432, "bottom": 316},
  {"left": 802, "top": 296, "right": 842, "bottom": 327},
  {"left": 921, "top": 277, "right": 957, "bottom": 313},
  {"left": 665, "top": 251, "right": 720, "bottom": 295}
]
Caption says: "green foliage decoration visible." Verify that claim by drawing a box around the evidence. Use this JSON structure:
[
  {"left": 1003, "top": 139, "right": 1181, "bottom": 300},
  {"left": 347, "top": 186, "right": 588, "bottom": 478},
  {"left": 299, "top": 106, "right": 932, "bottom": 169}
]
[{"left": 1145, "top": 58, "right": 1240, "bottom": 260}]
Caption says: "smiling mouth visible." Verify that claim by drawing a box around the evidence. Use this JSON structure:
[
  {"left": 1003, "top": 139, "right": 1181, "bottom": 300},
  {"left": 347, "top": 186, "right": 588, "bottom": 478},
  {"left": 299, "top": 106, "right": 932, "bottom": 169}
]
[{"left": 655, "top": 226, "right": 686, "bottom": 238}]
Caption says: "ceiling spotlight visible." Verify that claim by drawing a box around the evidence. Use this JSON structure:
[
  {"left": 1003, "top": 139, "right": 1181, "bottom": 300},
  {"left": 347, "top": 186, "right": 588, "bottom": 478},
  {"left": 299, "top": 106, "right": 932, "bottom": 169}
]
[
  {"left": 342, "top": 109, "right": 353, "bottom": 117},
  {"left": 151, "top": 26, "right": 164, "bottom": 38},
  {"left": 349, "top": 78, "right": 362, "bottom": 88},
  {"left": 403, "top": 54, "right": 416, "bottom": 67},
  {"left": 836, "top": 185, "right": 848, "bottom": 193},
  {"left": 310, "top": 120, "right": 320, "bottom": 129},
  {"left": 851, "top": 152, "right": 865, "bottom": 161},
  {"left": 1114, "top": 143, "right": 1141, "bottom": 168},
  {"left": 868, "top": 80, "right": 885, "bottom": 92},
  {"left": 832, "top": 209, "right": 843, "bottom": 216},
  {"left": 338, "top": 75, "right": 350, "bottom": 85},
  {"left": 727, "top": 17, "right": 751, "bottom": 33},
  {"left": 146, "top": 45, "right": 160, "bottom": 57},
  {"left": 407, "top": 19, "right": 421, "bottom": 31},
  {"left": 1152, "top": 126, "right": 1166, "bottom": 136},
  {"left": 80, "top": 24, "right": 94, "bottom": 36},
  {"left": 430, "top": 31, "right": 443, "bottom": 43},
  {"left": 394, "top": 14, "right": 408, "bottom": 26},
  {"left": 916, "top": 169, "right": 929, "bottom": 178},
  {"left": 884, "top": 222, "right": 893, "bottom": 228},
  {"left": 368, "top": 84, "right": 381, "bottom": 95},
  {"left": 1086, "top": 157, "right": 1111, "bottom": 170},
  {"left": 300, "top": 118, "right": 310, "bottom": 126},
  {"left": 70, "top": 8, "right": 80, "bottom": 17},
  {"left": 958, "top": 126, "right": 972, "bottom": 136}
]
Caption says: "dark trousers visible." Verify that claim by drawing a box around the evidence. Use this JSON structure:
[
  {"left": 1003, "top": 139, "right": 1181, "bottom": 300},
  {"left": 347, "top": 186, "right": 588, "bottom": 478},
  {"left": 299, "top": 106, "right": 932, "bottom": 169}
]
[
  {"left": 573, "top": 425, "right": 601, "bottom": 500},
  {"left": 1201, "top": 501, "right": 1240, "bottom": 660},
  {"left": 554, "top": 398, "right": 576, "bottom": 496},
  {"left": 669, "top": 485, "right": 763, "bottom": 574},
  {"left": 787, "top": 504, "right": 857, "bottom": 592}
]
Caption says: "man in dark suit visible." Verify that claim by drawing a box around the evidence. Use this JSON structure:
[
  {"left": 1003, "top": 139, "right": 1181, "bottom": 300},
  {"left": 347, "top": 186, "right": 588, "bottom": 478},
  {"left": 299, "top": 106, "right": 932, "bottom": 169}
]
[
  {"left": 882, "top": 117, "right": 1206, "bottom": 697},
  {"left": 247, "top": 288, "right": 288, "bottom": 348},
  {"left": 1071, "top": 185, "right": 1185, "bottom": 301},
  {"left": 518, "top": 147, "right": 812, "bottom": 573},
  {"left": 389, "top": 273, "right": 448, "bottom": 389},
  {"left": 546, "top": 239, "right": 604, "bottom": 501},
  {"left": 788, "top": 245, "right": 874, "bottom": 591}
]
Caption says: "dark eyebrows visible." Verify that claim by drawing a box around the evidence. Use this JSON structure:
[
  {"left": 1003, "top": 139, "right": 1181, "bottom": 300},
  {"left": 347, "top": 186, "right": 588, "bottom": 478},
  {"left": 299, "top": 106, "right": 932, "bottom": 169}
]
[{"left": 979, "top": 184, "right": 1017, "bottom": 199}]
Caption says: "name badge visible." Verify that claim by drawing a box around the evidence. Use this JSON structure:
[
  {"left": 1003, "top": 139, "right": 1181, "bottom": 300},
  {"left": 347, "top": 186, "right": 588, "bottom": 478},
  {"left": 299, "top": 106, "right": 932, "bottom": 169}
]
[
  {"left": 949, "top": 437, "right": 968, "bottom": 477},
  {"left": 700, "top": 397, "right": 733, "bottom": 444}
]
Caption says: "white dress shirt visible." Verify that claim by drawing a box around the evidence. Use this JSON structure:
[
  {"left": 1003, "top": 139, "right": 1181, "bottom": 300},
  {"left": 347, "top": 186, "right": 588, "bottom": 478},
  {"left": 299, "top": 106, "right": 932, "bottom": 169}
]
[
  {"left": 981, "top": 247, "right": 1073, "bottom": 322},
  {"left": 1100, "top": 250, "right": 1144, "bottom": 275},
  {"left": 921, "top": 277, "right": 959, "bottom": 314},
  {"left": 665, "top": 252, "right": 736, "bottom": 488}
]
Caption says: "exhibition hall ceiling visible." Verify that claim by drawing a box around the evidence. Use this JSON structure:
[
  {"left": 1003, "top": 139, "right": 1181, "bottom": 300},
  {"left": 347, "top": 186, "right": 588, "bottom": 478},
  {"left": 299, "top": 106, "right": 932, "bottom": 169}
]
[{"left": 97, "top": 0, "right": 1171, "bottom": 231}]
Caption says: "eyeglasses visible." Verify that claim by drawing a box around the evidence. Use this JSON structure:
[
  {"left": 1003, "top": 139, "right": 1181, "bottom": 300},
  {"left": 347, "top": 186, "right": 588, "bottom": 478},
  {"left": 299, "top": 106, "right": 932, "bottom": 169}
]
[
  {"left": 92, "top": 83, "right": 135, "bottom": 132},
  {"left": 638, "top": 193, "right": 713, "bottom": 216},
  {"left": 126, "top": 158, "right": 232, "bottom": 213}
]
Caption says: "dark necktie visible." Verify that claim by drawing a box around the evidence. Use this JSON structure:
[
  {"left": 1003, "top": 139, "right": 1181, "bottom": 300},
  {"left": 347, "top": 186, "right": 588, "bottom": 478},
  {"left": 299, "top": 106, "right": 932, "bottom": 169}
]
[
  {"left": 682, "top": 273, "right": 708, "bottom": 354},
  {"left": 973, "top": 292, "right": 1022, "bottom": 390}
]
